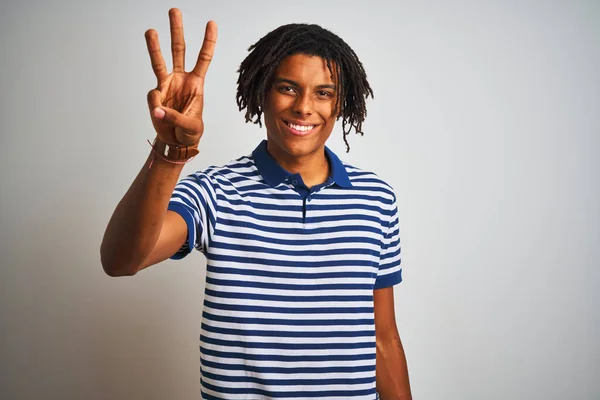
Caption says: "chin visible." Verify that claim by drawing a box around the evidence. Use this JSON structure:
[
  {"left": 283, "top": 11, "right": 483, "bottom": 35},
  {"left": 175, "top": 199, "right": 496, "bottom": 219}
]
[
  {"left": 281, "top": 139, "right": 315, "bottom": 156},
  {"left": 270, "top": 134, "right": 323, "bottom": 159}
]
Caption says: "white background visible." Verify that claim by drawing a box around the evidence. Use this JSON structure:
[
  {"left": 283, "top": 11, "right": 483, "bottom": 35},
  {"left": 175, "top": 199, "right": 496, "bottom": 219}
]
[{"left": 1, "top": 0, "right": 599, "bottom": 399}]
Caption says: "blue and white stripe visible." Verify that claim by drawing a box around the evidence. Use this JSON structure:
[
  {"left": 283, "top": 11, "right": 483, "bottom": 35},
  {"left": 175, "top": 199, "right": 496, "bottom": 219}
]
[{"left": 168, "top": 140, "right": 401, "bottom": 399}]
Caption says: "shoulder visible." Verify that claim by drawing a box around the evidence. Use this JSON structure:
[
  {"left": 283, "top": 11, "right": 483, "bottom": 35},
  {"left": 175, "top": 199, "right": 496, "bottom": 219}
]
[
  {"left": 185, "top": 154, "right": 261, "bottom": 187},
  {"left": 343, "top": 161, "right": 397, "bottom": 205}
]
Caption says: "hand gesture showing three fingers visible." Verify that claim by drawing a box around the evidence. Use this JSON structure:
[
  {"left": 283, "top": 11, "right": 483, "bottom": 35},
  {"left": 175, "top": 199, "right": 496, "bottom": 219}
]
[{"left": 145, "top": 8, "right": 217, "bottom": 146}]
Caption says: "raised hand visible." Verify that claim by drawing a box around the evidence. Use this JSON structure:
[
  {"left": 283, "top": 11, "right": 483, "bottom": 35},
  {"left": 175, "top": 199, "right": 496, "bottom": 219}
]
[{"left": 145, "top": 8, "right": 217, "bottom": 146}]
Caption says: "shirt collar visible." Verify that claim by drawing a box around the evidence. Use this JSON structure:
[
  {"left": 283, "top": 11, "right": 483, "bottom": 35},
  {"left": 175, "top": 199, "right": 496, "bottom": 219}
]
[{"left": 252, "top": 140, "right": 352, "bottom": 188}]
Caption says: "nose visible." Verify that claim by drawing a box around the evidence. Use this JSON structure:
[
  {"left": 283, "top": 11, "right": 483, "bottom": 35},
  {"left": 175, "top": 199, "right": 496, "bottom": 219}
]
[{"left": 293, "top": 92, "right": 313, "bottom": 116}]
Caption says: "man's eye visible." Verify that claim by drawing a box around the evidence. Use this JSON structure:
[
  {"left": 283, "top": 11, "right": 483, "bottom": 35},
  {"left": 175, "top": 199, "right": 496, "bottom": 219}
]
[
  {"left": 280, "top": 86, "right": 295, "bottom": 93},
  {"left": 318, "top": 91, "right": 333, "bottom": 97}
]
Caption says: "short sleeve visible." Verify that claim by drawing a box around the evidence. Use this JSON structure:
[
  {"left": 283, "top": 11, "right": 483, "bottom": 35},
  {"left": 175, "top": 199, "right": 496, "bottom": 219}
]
[
  {"left": 167, "top": 172, "right": 217, "bottom": 259},
  {"left": 374, "top": 195, "right": 402, "bottom": 289}
]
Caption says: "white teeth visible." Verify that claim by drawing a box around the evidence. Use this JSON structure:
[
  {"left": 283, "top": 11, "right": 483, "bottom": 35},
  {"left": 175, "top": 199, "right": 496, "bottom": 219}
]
[{"left": 288, "top": 123, "right": 315, "bottom": 132}]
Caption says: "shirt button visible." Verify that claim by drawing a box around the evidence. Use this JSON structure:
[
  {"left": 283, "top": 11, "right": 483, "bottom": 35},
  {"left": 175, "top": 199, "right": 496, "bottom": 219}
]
[{"left": 291, "top": 179, "right": 298, "bottom": 185}]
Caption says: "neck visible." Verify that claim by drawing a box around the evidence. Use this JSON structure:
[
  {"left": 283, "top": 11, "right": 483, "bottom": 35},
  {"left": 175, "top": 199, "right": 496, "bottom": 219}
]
[{"left": 267, "top": 145, "right": 330, "bottom": 188}]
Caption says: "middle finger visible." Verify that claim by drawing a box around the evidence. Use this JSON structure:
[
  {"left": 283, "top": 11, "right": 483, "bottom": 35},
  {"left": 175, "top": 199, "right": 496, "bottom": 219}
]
[{"left": 169, "top": 8, "right": 186, "bottom": 72}]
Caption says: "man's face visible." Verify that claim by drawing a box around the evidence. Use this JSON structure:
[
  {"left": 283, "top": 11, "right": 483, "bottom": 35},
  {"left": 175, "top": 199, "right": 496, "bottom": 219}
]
[{"left": 262, "top": 53, "right": 338, "bottom": 165}]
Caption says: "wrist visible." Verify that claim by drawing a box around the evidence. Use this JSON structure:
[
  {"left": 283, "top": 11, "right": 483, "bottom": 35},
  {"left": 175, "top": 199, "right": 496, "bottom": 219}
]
[
  {"left": 153, "top": 137, "right": 199, "bottom": 161},
  {"left": 147, "top": 138, "right": 199, "bottom": 169}
]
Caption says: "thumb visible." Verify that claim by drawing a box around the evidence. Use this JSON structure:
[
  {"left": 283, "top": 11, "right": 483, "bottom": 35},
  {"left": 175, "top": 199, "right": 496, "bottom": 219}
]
[
  {"left": 152, "top": 107, "right": 166, "bottom": 120},
  {"left": 152, "top": 106, "right": 203, "bottom": 144},
  {"left": 151, "top": 106, "right": 188, "bottom": 128}
]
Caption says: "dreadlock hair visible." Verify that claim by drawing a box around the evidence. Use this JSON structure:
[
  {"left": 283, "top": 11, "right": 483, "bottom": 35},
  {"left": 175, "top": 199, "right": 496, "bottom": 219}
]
[{"left": 236, "top": 23, "right": 374, "bottom": 152}]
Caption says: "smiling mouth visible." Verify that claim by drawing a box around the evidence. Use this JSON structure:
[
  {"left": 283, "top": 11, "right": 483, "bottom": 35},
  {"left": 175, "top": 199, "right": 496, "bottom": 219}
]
[{"left": 283, "top": 120, "right": 317, "bottom": 135}]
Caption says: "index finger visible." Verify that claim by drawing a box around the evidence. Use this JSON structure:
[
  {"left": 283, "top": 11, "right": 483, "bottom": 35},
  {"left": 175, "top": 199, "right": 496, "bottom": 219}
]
[
  {"left": 192, "top": 20, "right": 218, "bottom": 78},
  {"left": 145, "top": 29, "right": 169, "bottom": 83}
]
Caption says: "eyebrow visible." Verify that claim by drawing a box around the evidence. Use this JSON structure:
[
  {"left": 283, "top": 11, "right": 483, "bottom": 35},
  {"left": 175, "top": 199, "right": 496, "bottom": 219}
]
[{"left": 274, "top": 78, "right": 337, "bottom": 91}]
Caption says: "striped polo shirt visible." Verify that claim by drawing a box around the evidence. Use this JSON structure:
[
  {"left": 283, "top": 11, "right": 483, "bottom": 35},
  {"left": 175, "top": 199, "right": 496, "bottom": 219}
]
[{"left": 168, "top": 140, "right": 402, "bottom": 399}]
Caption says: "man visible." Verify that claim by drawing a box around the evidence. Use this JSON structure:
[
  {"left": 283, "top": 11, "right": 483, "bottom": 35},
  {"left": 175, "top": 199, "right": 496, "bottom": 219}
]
[{"left": 101, "top": 8, "right": 412, "bottom": 399}]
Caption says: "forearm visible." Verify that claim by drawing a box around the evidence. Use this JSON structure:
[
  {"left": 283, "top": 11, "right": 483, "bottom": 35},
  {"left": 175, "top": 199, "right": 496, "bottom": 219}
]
[
  {"left": 100, "top": 152, "right": 184, "bottom": 276},
  {"left": 376, "top": 335, "right": 412, "bottom": 400}
]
